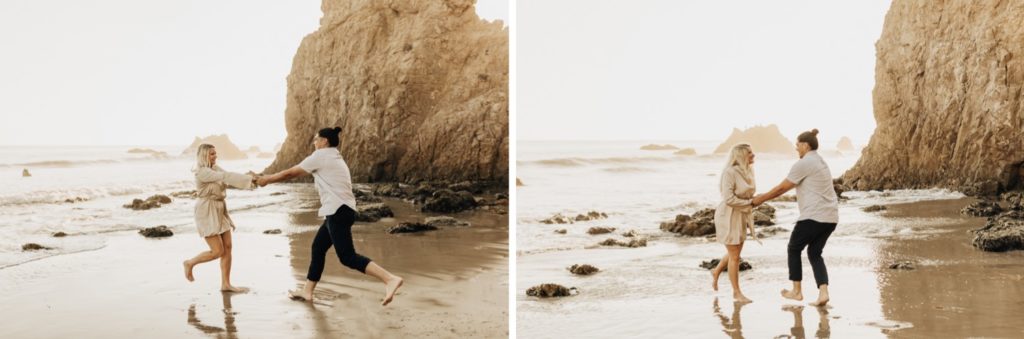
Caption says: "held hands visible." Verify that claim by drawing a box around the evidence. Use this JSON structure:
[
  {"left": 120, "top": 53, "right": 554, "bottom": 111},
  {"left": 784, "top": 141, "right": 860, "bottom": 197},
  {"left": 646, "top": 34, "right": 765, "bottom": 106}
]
[
  {"left": 751, "top": 194, "right": 765, "bottom": 207},
  {"left": 256, "top": 175, "right": 270, "bottom": 187}
]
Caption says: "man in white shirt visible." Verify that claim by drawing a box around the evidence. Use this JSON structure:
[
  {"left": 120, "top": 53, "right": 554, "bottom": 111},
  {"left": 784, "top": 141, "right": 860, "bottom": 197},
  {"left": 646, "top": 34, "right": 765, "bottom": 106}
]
[
  {"left": 752, "top": 129, "right": 839, "bottom": 307},
  {"left": 258, "top": 127, "right": 404, "bottom": 306}
]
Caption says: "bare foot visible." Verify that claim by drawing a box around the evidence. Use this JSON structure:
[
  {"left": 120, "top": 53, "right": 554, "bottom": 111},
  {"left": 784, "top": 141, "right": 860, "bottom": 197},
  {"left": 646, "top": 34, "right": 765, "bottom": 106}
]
[
  {"left": 781, "top": 288, "right": 803, "bottom": 301},
  {"left": 288, "top": 289, "right": 312, "bottom": 301},
  {"left": 382, "top": 276, "right": 404, "bottom": 306},
  {"left": 733, "top": 294, "right": 752, "bottom": 303},
  {"left": 183, "top": 260, "right": 194, "bottom": 282},
  {"left": 809, "top": 297, "right": 830, "bottom": 307},
  {"left": 221, "top": 285, "right": 249, "bottom": 293},
  {"left": 711, "top": 270, "right": 721, "bottom": 291}
]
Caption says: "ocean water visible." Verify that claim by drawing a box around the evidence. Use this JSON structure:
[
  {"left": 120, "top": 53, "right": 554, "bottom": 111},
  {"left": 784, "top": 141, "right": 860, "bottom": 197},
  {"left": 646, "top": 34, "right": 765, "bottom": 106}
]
[
  {"left": 0, "top": 145, "right": 300, "bottom": 269},
  {"left": 516, "top": 140, "right": 963, "bottom": 255}
]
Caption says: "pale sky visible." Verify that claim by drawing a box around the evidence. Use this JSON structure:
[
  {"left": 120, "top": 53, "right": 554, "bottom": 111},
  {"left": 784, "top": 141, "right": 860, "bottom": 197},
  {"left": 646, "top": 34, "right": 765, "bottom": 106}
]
[
  {"left": 518, "top": 1, "right": 891, "bottom": 144},
  {"left": 0, "top": 0, "right": 508, "bottom": 147}
]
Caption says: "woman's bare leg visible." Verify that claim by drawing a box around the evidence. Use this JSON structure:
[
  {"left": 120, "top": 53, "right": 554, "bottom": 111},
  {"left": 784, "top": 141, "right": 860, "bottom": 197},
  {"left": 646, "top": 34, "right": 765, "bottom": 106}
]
[
  {"left": 184, "top": 235, "right": 225, "bottom": 282},
  {"left": 219, "top": 231, "right": 248, "bottom": 292},
  {"left": 364, "top": 262, "right": 404, "bottom": 306},
  {"left": 727, "top": 243, "right": 751, "bottom": 303},
  {"left": 711, "top": 252, "right": 729, "bottom": 291}
]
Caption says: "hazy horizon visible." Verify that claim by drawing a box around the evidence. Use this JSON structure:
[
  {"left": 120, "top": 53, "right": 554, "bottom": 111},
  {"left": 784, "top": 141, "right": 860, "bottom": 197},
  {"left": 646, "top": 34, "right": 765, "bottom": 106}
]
[
  {"left": 0, "top": 0, "right": 508, "bottom": 147},
  {"left": 518, "top": 0, "right": 891, "bottom": 144}
]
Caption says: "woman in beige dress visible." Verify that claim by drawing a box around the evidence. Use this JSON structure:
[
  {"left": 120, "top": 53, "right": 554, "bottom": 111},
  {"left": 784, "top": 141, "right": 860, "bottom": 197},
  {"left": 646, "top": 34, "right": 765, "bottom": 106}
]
[
  {"left": 182, "top": 144, "right": 256, "bottom": 292},
  {"left": 711, "top": 144, "right": 758, "bottom": 303}
]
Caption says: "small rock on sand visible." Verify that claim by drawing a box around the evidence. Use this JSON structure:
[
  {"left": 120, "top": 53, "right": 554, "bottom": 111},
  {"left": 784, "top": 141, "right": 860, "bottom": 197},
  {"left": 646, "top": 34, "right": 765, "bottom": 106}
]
[
  {"left": 124, "top": 195, "right": 173, "bottom": 210},
  {"left": 699, "top": 258, "right": 752, "bottom": 271},
  {"left": 356, "top": 203, "right": 395, "bottom": 222},
  {"left": 598, "top": 238, "right": 648, "bottom": 248},
  {"left": 425, "top": 216, "right": 471, "bottom": 228},
  {"left": 540, "top": 214, "right": 574, "bottom": 225},
  {"left": 574, "top": 211, "right": 608, "bottom": 222},
  {"left": 863, "top": 205, "right": 887, "bottom": 212},
  {"left": 587, "top": 226, "right": 616, "bottom": 235},
  {"left": 270, "top": 192, "right": 286, "bottom": 196},
  {"left": 516, "top": 177, "right": 524, "bottom": 186},
  {"left": 22, "top": 243, "right": 51, "bottom": 251},
  {"left": 138, "top": 225, "right": 173, "bottom": 238},
  {"left": 387, "top": 222, "right": 438, "bottom": 234},
  {"left": 554, "top": 229, "right": 567, "bottom": 234},
  {"left": 22, "top": 169, "right": 31, "bottom": 177},
  {"left": 567, "top": 264, "right": 600, "bottom": 275},
  {"left": 52, "top": 232, "right": 68, "bottom": 237},
  {"left": 263, "top": 229, "right": 282, "bottom": 234},
  {"left": 889, "top": 261, "right": 916, "bottom": 270},
  {"left": 526, "top": 284, "right": 577, "bottom": 298},
  {"left": 621, "top": 230, "right": 638, "bottom": 237}
]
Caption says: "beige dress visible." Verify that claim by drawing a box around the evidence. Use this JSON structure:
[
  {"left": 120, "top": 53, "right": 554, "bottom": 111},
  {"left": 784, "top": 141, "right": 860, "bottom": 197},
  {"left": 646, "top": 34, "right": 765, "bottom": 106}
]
[
  {"left": 194, "top": 166, "right": 254, "bottom": 237},
  {"left": 714, "top": 166, "right": 755, "bottom": 245}
]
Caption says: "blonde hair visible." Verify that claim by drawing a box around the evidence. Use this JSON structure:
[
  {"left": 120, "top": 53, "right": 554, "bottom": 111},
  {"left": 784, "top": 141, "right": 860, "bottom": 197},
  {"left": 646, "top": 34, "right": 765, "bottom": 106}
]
[
  {"left": 193, "top": 144, "right": 216, "bottom": 172},
  {"left": 724, "top": 143, "right": 754, "bottom": 180}
]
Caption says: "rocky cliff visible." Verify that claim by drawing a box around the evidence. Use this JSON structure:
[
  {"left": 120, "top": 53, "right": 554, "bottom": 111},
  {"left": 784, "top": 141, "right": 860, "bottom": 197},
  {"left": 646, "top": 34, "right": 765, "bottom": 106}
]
[
  {"left": 265, "top": 0, "right": 508, "bottom": 183},
  {"left": 843, "top": 0, "right": 1024, "bottom": 195}
]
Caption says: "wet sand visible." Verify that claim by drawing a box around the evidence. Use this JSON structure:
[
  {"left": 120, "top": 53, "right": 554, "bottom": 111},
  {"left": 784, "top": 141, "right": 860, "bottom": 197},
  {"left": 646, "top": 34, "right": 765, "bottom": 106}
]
[
  {"left": 875, "top": 198, "right": 1024, "bottom": 338},
  {"left": 516, "top": 197, "right": 1024, "bottom": 338},
  {"left": 0, "top": 188, "right": 508, "bottom": 338}
]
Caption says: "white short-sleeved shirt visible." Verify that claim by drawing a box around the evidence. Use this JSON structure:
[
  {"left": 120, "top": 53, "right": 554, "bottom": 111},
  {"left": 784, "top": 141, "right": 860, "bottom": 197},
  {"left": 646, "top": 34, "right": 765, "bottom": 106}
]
[
  {"left": 786, "top": 151, "right": 839, "bottom": 223},
  {"left": 298, "top": 148, "right": 357, "bottom": 217}
]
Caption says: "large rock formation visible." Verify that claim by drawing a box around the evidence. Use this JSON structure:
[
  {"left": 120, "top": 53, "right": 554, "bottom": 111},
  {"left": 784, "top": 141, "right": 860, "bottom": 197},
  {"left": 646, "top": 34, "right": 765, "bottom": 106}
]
[
  {"left": 713, "top": 124, "right": 794, "bottom": 154},
  {"left": 265, "top": 0, "right": 509, "bottom": 183},
  {"left": 837, "top": 136, "right": 855, "bottom": 152},
  {"left": 181, "top": 135, "right": 248, "bottom": 160},
  {"left": 843, "top": 1, "right": 1024, "bottom": 194}
]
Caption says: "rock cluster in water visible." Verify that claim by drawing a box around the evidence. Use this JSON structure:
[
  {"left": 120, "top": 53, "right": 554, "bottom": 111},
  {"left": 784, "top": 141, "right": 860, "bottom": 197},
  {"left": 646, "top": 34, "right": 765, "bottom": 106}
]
[
  {"left": 387, "top": 222, "right": 438, "bottom": 234},
  {"left": 124, "top": 195, "right": 172, "bottom": 210}
]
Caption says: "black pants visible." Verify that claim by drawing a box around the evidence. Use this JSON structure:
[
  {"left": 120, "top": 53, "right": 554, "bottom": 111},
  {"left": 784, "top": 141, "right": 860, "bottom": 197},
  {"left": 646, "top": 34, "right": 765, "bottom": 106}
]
[
  {"left": 307, "top": 205, "right": 372, "bottom": 281},
  {"left": 787, "top": 219, "right": 837, "bottom": 287}
]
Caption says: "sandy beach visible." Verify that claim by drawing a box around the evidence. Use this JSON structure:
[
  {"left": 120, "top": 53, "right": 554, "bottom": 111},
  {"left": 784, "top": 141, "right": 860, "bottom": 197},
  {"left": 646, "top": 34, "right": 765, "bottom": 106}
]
[
  {"left": 516, "top": 197, "right": 1024, "bottom": 338},
  {"left": 0, "top": 185, "right": 508, "bottom": 338}
]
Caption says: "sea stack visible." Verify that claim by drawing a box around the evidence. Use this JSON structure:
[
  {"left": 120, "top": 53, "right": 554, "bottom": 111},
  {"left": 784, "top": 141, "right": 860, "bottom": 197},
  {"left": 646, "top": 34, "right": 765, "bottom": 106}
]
[
  {"left": 843, "top": 0, "right": 1024, "bottom": 194},
  {"left": 837, "top": 137, "right": 855, "bottom": 152},
  {"left": 181, "top": 135, "right": 248, "bottom": 160},
  {"left": 265, "top": 0, "right": 509, "bottom": 183},
  {"left": 714, "top": 124, "right": 793, "bottom": 154}
]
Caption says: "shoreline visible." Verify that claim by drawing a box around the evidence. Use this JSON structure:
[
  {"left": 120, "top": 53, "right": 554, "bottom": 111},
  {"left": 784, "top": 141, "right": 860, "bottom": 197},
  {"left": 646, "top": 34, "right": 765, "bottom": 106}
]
[
  {"left": 517, "top": 196, "right": 1024, "bottom": 338},
  {"left": 0, "top": 187, "right": 509, "bottom": 338}
]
